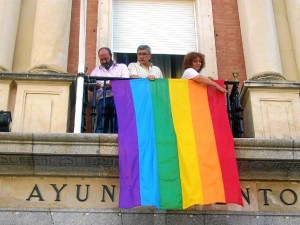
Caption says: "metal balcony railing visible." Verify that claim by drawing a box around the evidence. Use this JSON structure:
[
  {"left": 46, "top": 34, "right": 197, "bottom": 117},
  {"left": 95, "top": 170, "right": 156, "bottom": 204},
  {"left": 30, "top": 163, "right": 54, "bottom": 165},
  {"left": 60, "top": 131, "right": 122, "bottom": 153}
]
[
  {"left": 225, "top": 81, "right": 244, "bottom": 138},
  {"left": 81, "top": 75, "right": 243, "bottom": 138}
]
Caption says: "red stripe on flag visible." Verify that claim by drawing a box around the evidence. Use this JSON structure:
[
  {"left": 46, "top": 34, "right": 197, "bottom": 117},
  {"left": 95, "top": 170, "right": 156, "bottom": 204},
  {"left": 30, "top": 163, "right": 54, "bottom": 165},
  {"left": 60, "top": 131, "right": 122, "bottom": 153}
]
[{"left": 207, "top": 80, "right": 243, "bottom": 205}]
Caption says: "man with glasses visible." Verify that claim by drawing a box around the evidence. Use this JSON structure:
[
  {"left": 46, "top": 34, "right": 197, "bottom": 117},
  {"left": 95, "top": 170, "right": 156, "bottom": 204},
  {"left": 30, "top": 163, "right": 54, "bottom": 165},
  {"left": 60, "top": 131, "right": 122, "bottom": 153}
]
[{"left": 128, "top": 45, "right": 163, "bottom": 80}]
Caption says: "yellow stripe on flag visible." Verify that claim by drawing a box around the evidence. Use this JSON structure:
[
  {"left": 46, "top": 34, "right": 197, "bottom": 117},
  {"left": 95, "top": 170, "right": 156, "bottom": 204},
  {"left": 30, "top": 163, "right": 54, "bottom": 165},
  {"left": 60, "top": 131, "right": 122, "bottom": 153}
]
[
  {"left": 188, "top": 81, "right": 226, "bottom": 204},
  {"left": 169, "top": 79, "right": 203, "bottom": 208}
]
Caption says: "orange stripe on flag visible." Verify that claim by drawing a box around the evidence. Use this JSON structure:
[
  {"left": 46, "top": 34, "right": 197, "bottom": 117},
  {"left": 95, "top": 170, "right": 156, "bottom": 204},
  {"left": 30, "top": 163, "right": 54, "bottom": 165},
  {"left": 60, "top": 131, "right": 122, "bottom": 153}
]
[{"left": 188, "top": 81, "right": 225, "bottom": 204}]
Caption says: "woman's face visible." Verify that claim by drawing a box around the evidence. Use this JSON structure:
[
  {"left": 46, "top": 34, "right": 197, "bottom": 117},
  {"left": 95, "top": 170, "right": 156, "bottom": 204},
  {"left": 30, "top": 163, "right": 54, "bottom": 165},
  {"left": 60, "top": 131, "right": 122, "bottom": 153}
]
[{"left": 191, "top": 57, "right": 202, "bottom": 71}]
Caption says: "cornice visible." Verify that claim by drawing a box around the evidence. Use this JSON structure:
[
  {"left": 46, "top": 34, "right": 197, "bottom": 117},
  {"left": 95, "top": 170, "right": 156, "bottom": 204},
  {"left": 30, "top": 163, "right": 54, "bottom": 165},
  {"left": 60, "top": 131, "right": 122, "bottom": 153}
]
[{"left": 0, "top": 133, "right": 299, "bottom": 181}]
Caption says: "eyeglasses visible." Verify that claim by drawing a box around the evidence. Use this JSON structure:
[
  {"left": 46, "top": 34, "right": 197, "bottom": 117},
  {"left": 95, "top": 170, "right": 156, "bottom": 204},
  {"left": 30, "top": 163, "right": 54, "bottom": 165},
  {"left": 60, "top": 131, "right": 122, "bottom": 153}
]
[{"left": 137, "top": 53, "right": 150, "bottom": 56}]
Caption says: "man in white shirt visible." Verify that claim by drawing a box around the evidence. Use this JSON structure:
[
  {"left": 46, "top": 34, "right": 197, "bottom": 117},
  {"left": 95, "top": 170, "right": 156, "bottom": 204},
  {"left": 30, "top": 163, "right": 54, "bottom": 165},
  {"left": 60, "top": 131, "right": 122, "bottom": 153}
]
[
  {"left": 90, "top": 47, "right": 129, "bottom": 133},
  {"left": 128, "top": 45, "right": 163, "bottom": 80}
]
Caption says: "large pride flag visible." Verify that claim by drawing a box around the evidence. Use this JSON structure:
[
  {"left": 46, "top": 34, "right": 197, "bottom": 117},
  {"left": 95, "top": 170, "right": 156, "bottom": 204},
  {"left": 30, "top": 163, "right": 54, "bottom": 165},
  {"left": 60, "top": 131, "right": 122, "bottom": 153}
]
[{"left": 111, "top": 79, "right": 243, "bottom": 209}]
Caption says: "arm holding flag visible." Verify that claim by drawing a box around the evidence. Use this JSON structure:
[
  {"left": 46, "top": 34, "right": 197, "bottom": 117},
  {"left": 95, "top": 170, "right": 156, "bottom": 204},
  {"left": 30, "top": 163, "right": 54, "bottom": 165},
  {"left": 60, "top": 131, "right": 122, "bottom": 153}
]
[
  {"left": 182, "top": 52, "right": 227, "bottom": 93},
  {"left": 190, "top": 75, "right": 228, "bottom": 93}
]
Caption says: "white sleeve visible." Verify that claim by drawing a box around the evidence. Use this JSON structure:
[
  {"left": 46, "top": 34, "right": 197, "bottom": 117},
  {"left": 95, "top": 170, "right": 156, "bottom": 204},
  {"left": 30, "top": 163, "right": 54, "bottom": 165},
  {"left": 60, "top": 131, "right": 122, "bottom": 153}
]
[
  {"left": 128, "top": 63, "right": 137, "bottom": 76},
  {"left": 120, "top": 64, "right": 130, "bottom": 78},
  {"left": 90, "top": 67, "right": 104, "bottom": 88},
  {"left": 181, "top": 68, "right": 200, "bottom": 79},
  {"left": 90, "top": 67, "right": 98, "bottom": 76},
  {"left": 151, "top": 66, "right": 163, "bottom": 78}
]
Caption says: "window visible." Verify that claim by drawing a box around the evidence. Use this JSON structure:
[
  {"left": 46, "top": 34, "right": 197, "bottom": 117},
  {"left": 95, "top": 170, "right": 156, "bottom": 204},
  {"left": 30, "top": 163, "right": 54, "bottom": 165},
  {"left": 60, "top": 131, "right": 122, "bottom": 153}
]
[
  {"left": 97, "top": 0, "right": 217, "bottom": 77},
  {"left": 112, "top": 0, "right": 196, "bottom": 77}
]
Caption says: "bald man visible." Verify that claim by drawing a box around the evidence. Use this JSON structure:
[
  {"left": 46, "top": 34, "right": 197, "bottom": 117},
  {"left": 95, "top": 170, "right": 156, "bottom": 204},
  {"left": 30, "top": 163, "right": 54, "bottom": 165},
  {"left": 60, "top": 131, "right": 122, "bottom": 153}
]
[{"left": 90, "top": 47, "right": 129, "bottom": 133}]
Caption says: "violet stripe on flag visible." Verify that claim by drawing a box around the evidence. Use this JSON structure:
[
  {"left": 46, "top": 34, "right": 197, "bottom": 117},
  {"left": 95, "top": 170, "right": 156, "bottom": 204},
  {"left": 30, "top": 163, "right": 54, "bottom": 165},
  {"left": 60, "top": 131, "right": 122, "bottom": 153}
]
[{"left": 111, "top": 80, "right": 141, "bottom": 208}]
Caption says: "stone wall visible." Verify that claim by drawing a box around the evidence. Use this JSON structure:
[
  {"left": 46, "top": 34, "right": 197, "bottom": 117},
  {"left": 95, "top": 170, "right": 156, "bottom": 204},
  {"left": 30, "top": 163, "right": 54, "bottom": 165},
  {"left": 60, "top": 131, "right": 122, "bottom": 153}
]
[{"left": 0, "top": 133, "right": 300, "bottom": 224}]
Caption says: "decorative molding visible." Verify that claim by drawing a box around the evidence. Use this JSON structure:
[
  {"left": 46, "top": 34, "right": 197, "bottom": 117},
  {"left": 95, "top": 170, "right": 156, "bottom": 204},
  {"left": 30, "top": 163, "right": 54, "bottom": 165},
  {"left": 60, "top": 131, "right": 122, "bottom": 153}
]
[
  {"left": 0, "top": 67, "right": 9, "bottom": 72},
  {"left": 250, "top": 72, "right": 286, "bottom": 81},
  {"left": 27, "top": 64, "right": 68, "bottom": 74},
  {"left": 1, "top": 133, "right": 300, "bottom": 180}
]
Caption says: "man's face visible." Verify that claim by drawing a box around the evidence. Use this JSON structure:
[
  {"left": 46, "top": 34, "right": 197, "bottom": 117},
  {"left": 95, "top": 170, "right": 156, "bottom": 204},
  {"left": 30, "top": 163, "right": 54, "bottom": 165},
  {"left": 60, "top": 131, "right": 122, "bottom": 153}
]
[
  {"left": 99, "top": 49, "right": 113, "bottom": 69},
  {"left": 137, "top": 49, "right": 151, "bottom": 66}
]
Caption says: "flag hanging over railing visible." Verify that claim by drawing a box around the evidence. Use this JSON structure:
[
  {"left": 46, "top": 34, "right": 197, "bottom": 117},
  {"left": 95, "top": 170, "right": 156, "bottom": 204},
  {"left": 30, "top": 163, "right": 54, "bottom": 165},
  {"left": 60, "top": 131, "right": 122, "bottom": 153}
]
[{"left": 111, "top": 79, "right": 243, "bottom": 209}]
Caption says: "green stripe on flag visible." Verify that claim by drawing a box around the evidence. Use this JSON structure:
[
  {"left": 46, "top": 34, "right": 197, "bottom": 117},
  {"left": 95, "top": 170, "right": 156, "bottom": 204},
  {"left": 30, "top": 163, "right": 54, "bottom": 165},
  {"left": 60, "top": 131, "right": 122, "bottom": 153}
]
[{"left": 150, "top": 79, "right": 182, "bottom": 209}]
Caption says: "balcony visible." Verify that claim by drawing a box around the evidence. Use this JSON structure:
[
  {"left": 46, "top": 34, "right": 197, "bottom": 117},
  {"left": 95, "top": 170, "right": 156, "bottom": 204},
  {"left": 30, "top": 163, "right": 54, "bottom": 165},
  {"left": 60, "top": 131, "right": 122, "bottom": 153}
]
[{"left": 81, "top": 76, "right": 244, "bottom": 138}]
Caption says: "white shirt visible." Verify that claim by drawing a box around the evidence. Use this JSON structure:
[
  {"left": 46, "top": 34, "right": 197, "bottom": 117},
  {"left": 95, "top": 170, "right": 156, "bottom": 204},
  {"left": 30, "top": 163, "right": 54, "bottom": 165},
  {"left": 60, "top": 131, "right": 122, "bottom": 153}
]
[
  {"left": 182, "top": 68, "right": 204, "bottom": 79},
  {"left": 128, "top": 62, "right": 163, "bottom": 78},
  {"left": 90, "top": 62, "right": 129, "bottom": 99}
]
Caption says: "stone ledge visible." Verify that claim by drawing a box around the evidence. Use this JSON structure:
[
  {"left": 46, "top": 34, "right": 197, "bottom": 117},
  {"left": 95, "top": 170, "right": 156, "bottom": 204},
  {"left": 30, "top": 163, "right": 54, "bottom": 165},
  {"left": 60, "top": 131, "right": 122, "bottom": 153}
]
[
  {"left": 0, "top": 72, "right": 76, "bottom": 82},
  {"left": 241, "top": 80, "right": 300, "bottom": 90},
  {"left": 1, "top": 134, "right": 299, "bottom": 160},
  {"left": 235, "top": 138, "right": 300, "bottom": 160},
  {"left": 1, "top": 207, "right": 300, "bottom": 215},
  {"left": 1, "top": 133, "right": 300, "bottom": 180},
  {"left": 0, "top": 132, "right": 118, "bottom": 155},
  {"left": 0, "top": 207, "right": 300, "bottom": 225}
]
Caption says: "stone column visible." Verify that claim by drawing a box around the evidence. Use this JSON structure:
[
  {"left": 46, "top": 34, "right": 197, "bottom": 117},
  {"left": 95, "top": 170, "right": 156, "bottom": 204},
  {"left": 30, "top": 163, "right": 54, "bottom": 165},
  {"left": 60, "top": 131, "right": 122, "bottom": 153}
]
[
  {"left": 12, "top": 0, "right": 37, "bottom": 73},
  {"left": 286, "top": 0, "right": 300, "bottom": 81},
  {"left": 237, "top": 0, "right": 283, "bottom": 79},
  {"left": 272, "top": 0, "right": 298, "bottom": 81},
  {"left": 0, "top": 0, "right": 21, "bottom": 72},
  {"left": 0, "top": 80, "right": 12, "bottom": 110},
  {"left": 195, "top": 0, "right": 218, "bottom": 78},
  {"left": 28, "top": 0, "right": 72, "bottom": 73}
]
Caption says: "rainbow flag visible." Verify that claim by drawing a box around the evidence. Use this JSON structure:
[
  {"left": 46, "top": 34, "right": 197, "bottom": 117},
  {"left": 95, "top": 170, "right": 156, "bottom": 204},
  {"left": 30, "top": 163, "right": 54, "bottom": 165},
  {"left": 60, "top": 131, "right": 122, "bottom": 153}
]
[{"left": 111, "top": 79, "right": 243, "bottom": 209}]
